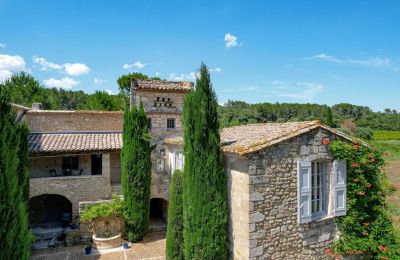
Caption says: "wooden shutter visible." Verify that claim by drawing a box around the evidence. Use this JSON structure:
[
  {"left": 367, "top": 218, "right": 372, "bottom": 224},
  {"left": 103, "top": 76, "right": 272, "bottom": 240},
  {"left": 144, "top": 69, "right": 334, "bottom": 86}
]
[
  {"left": 170, "top": 152, "right": 176, "bottom": 175},
  {"left": 333, "top": 160, "right": 347, "bottom": 216},
  {"left": 297, "top": 160, "right": 312, "bottom": 224}
]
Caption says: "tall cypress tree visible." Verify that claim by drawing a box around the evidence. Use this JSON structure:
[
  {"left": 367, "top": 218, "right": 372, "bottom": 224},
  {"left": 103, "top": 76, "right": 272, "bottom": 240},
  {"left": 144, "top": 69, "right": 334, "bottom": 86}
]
[
  {"left": 0, "top": 91, "right": 32, "bottom": 260},
  {"left": 183, "top": 63, "right": 228, "bottom": 259},
  {"left": 166, "top": 170, "right": 184, "bottom": 260},
  {"left": 121, "top": 102, "right": 152, "bottom": 242},
  {"left": 325, "top": 107, "right": 334, "bottom": 127}
]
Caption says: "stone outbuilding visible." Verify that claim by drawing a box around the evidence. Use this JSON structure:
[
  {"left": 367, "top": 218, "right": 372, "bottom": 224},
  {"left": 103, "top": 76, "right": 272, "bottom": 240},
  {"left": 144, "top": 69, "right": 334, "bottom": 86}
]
[{"left": 165, "top": 121, "right": 351, "bottom": 259}]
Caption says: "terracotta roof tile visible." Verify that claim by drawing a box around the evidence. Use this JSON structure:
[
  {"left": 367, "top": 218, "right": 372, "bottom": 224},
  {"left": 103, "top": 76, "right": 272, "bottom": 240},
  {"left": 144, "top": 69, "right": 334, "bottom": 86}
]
[
  {"left": 29, "top": 132, "right": 122, "bottom": 154},
  {"left": 133, "top": 79, "right": 193, "bottom": 92},
  {"left": 164, "top": 121, "right": 354, "bottom": 155}
]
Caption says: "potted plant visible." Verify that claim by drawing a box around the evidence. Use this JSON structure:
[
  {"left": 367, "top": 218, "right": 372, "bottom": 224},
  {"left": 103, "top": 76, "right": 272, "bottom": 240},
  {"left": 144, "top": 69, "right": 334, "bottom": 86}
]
[{"left": 84, "top": 245, "right": 92, "bottom": 255}]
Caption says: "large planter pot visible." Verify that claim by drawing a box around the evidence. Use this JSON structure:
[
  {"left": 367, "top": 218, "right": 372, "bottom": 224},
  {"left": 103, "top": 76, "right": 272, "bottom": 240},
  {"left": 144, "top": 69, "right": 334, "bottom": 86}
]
[{"left": 92, "top": 233, "right": 122, "bottom": 249}]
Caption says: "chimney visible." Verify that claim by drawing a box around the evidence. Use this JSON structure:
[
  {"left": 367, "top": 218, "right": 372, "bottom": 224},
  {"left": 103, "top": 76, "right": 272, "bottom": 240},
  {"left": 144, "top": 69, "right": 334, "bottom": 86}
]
[
  {"left": 31, "top": 103, "right": 43, "bottom": 110},
  {"left": 130, "top": 79, "right": 138, "bottom": 109}
]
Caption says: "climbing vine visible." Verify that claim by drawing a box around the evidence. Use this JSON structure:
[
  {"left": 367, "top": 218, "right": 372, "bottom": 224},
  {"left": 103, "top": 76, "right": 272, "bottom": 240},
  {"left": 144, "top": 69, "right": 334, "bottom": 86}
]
[{"left": 327, "top": 140, "right": 399, "bottom": 259}]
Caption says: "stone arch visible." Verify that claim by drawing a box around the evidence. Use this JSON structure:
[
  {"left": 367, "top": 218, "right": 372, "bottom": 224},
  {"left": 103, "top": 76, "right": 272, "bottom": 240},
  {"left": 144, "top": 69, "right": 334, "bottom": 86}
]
[
  {"left": 29, "top": 185, "right": 77, "bottom": 216},
  {"left": 29, "top": 194, "right": 72, "bottom": 227},
  {"left": 149, "top": 197, "right": 168, "bottom": 231}
]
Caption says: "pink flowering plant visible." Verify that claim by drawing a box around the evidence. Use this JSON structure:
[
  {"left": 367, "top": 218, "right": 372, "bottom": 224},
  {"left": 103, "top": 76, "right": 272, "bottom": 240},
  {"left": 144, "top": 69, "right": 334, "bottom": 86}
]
[{"left": 328, "top": 140, "right": 399, "bottom": 259}]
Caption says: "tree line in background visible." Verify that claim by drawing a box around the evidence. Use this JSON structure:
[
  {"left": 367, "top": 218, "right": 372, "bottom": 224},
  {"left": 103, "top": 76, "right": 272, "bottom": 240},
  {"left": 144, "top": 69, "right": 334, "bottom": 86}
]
[{"left": 2, "top": 72, "right": 400, "bottom": 133}]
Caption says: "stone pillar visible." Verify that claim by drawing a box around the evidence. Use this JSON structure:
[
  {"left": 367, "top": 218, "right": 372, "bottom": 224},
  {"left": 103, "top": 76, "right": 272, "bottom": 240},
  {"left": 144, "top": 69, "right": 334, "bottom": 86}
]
[{"left": 102, "top": 153, "right": 111, "bottom": 183}]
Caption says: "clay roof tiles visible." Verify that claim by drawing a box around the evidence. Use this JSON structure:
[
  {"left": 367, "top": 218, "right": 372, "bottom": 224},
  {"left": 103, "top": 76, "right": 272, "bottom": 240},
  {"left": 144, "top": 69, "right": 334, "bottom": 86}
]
[
  {"left": 164, "top": 121, "right": 354, "bottom": 155},
  {"left": 133, "top": 79, "right": 193, "bottom": 92},
  {"left": 29, "top": 132, "right": 122, "bottom": 154}
]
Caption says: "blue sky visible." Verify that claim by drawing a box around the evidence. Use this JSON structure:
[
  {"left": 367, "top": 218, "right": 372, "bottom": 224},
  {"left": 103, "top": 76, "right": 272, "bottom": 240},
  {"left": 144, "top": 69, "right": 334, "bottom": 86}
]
[{"left": 1, "top": 1, "right": 399, "bottom": 111}]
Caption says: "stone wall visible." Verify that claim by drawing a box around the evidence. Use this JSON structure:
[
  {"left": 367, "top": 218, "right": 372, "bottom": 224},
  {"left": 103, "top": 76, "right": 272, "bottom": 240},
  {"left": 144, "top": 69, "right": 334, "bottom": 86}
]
[
  {"left": 25, "top": 111, "right": 123, "bottom": 132},
  {"left": 246, "top": 128, "right": 340, "bottom": 259},
  {"left": 226, "top": 155, "right": 250, "bottom": 259},
  {"left": 29, "top": 153, "right": 113, "bottom": 217}
]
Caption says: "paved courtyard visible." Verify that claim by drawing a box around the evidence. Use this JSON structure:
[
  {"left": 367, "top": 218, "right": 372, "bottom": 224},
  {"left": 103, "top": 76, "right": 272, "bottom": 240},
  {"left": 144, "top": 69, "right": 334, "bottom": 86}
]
[{"left": 31, "top": 232, "right": 166, "bottom": 260}]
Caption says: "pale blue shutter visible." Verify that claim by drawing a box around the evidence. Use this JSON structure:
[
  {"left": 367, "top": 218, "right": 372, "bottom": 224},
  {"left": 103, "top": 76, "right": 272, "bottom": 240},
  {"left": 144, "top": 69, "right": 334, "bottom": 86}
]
[
  {"left": 297, "top": 160, "right": 312, "bottom": 224},
  {"left": 333, "top": 160, "right": 347, "bottom": 216},
  {"left": 170, "top": 152, "right": 176, "bottom": 175}
]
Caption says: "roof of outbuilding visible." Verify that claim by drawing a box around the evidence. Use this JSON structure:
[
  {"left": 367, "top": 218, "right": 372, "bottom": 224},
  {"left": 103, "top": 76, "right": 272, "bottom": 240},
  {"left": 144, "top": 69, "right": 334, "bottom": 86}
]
[
  {"left": 164, "top": 121, "right": 354, "bottom": 155},
  {"left": 29, "top": 132, "right": 122, "bottom": 154},
  {"left": 133, "top": 79, "right": 193, "bottom": 92}
]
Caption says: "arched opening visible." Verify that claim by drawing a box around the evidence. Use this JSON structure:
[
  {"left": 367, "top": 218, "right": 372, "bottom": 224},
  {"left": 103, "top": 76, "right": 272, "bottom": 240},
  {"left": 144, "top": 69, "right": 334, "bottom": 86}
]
[
  {"left": 149, "top": 198, "right": 168, "bottom": 232},
  {"left": 29, "top": 194, "right": 72, "bottom": 228}
]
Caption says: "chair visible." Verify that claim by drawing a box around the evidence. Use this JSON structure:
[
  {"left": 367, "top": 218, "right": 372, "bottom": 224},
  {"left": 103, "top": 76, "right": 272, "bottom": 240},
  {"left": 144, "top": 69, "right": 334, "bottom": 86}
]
[
  {"left": 78, "top": 168, "right": 84, "bottom": 175},
  {"left": 50, "top": 169, "right": 57, "bottom": 177}
]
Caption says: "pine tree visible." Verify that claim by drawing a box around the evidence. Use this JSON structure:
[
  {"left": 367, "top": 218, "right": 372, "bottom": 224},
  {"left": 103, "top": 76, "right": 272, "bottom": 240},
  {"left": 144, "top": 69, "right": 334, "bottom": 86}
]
[
  {"left": 0, "top": 91, "right": 32, "bottom": 260},
  {"left": 183, "top": 63, "right": 228, "bottom": 259},
  {"left": 121, "top": 102, "right": 152, "bottom": 242},
  {"left": 166, "top": 170, "right": 184, "bottom": 260},
  {"left": 325, "top": 107, "right": 334, "bottom": 127}
]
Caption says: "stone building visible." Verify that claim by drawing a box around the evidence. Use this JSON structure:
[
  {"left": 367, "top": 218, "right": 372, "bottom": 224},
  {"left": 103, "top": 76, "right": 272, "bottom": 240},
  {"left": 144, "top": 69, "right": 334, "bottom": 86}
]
[{"left": 16, "top": 79, "right": 351, "bottom": 258}]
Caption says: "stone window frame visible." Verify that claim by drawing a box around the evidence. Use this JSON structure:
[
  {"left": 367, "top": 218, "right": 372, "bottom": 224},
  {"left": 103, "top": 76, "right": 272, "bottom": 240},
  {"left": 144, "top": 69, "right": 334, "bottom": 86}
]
[
  {"left": 147, "top": 117, "right": 152, "bottom": 131},
  {"left": 167, "top": 118, "right": 176, "bottom": 130}
]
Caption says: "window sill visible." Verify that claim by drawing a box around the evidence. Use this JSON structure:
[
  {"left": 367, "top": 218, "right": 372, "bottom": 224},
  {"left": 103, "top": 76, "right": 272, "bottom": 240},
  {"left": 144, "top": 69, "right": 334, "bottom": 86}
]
[{"left": 313, "top": 214, "right": 334, "bottom": 223}]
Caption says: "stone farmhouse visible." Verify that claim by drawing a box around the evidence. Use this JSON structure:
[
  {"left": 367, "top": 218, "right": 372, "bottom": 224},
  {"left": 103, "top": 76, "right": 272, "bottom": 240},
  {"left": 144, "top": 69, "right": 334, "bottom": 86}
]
[{"left": 14, "top": 79, "right": 351, "bottom": 259}]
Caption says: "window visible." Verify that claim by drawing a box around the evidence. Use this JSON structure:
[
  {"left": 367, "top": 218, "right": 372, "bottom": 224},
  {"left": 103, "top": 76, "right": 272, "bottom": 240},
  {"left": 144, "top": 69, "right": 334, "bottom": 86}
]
[
  {"left": 167, "top": 118, "right": 175, "bottom": 130},
  {"left": 311, "top": 161, "right": 327, "bottom": 214},
  {"left": 170, "top": 152, "right": 184, "bottom": 174},
  {"left": 147, "top": 118, "right": 152, "bottom": 131},
  {"left": 157, "top": 159, "right": 165, "bottom": 172},
  {"left": 62, "top": 156, "right": 78, "bottom": 170},
  {"left": 91, "top": 154, "right": 102, "bottom": 175},
  {"left": 297, "top": 159, "right": 347, "bottom": 224}
]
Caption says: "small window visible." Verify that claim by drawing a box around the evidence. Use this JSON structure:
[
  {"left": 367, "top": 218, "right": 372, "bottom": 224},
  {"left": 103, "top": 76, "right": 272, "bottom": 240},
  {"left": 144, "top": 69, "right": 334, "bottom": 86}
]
[
  {"left": 167, "top": 118, "right": 175, "bottom": 130},
  {"left": 147, "top": 118, "right": 152, "bottom": 131},
  {"left": 162, "top": 98, "right": 165, "bottom": 102},
  {"left": 167, "top": 98, "right": 171, "bottom": 102},
  {"left": 157, "top": 159, "right": 165, "bottom": 172},
  {"left": 62, "top": 156, "right": 79, "bottom": 170},
  {"left": 157, "top": 97, "right": 160, "bottom": 101},
  {"left": 311, "top": 161, "right": 328, "bottom": 214},
  {"left": 91, "top": 154, "right": 102, "bottom": 175},
  {"left": 154, "top": 102, "right": 157, "bottom": 107}
]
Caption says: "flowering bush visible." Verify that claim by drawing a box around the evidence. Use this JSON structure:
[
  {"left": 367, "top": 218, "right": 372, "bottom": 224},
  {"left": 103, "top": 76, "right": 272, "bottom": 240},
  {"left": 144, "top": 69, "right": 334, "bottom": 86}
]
[{"left": 328, "top": 140, "right": 399, "bottom": 259}]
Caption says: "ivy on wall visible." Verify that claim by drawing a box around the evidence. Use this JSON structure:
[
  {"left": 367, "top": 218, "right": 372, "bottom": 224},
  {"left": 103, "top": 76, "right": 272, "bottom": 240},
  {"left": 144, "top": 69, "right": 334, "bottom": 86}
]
[{"left": 327, "top": 140, "right": 399, "bottom": 259}]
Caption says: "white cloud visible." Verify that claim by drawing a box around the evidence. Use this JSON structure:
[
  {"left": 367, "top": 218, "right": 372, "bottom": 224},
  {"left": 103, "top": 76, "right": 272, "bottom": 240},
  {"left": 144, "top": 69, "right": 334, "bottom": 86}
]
[
  {"left": 306, "top": 53, "right": 395, "bottom": 70},
  {"left": 0, "top": 43, "right": 6, "bottom": 48},
  {"left": 155, "top": 72, "right": 160, "bottom": 76},
  {"left": 0, "top": 70, "right": 12, "bottom": 83},
  {"left": 168, "top": 72, "right": 198, "bottom": 81},
  {"left": 220, "top": 85, "right": 257, "bottom": 93},
  {"left": 122, "top": 61, "right": 145, "bottom": 70},
  {"left": 94, "top": 78, "right": 104, "bottom": 85},
  {"left": 43, "top": 77, "right": 79, "bottom": 89},
  {"left": 209, "top": 67, "right": 222, "bottom": 73},
  {"left": 33, "top": 56, "right": 62, "bottom": 70},
  {"left": 224, "top": 33, "right": 239, "bottom": 48},
  {"left": 0, "top": 54, "right": 26, "bottom": 82},
  {"left": 64, "top": 63, "right": 90, "bottom": 76},
  {"left": 0, "top": 54, "right": 26, "bottom": 71},
  {"left": 105, "top": 90, "right": 114, "bottom": 95},
  {"left": 268, "top": 81, "right": 325, "bottom": 102}
]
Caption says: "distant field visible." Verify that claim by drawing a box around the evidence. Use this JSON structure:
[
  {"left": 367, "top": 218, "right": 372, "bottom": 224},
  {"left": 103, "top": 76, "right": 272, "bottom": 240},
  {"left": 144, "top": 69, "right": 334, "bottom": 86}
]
[{"left": 373, "top": 130, "right": 400, "bottom": 141}]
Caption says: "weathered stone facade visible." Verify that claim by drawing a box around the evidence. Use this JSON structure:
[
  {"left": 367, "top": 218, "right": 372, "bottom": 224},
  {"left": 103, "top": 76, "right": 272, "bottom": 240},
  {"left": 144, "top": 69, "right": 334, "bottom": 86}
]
[{"left": 227, "top": 128, "right": 341, "bottom": 259}]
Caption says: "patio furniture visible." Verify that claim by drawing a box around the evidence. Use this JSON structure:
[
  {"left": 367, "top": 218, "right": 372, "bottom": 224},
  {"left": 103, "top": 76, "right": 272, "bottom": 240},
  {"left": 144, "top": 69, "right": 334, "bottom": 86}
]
[
  {"left": 78, "top": 168, "right": 84, "bottom": 175},
  {"left": 63, "top": 170, "right": 72, "bottom": 176}
]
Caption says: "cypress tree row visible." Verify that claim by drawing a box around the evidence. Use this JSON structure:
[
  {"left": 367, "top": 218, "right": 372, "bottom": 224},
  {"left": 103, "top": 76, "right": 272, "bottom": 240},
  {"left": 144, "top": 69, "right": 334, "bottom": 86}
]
[
  {"left": 166, "top": 170, "right": 184, "bottom": 260},
  {"left": 0, "top": 92, "right": 32, "bottom": 260},
  {"left": 183, "top": 63, "right": 228, "bottom": 259},
  {"left": 121, "top": 102, "right": 152, "bottom": 242}
]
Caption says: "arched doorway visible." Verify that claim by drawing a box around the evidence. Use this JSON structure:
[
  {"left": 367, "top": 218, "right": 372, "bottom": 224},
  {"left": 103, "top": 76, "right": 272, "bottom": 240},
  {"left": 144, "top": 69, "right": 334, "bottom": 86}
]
[
  {"left": 29, "top": 194, "right": 72, "bottom": 228},
  {"left": 149, "top": 198, "right": 168, "bottom": 232}
]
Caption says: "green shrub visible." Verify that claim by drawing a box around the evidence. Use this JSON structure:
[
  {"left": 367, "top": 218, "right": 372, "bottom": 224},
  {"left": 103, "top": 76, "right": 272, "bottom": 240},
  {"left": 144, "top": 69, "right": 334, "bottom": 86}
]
[
  {"left": 80, "top": 194, "right": 123, "bottom": 223},
  {"left": 183, "top": 64, "right": 228, "bottom": 259},
  {"left": 356, "top": 127, "right": 373, "bottom": 140},
  {"left": 328, "top": 140, "right": 400, "bottom": 259},
  {"left": 166, "top": 170, "right": 184, "bottom": 260}
]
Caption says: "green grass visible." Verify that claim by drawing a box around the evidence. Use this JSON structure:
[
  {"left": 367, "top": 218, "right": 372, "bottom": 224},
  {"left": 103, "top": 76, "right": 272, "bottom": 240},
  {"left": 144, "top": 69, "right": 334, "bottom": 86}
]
[
  {"left": 373, "top": 130, "right": 400, "bottom": 141},
  {"left": 369, "top": 140, "right": 400, "bottom": 161}
]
